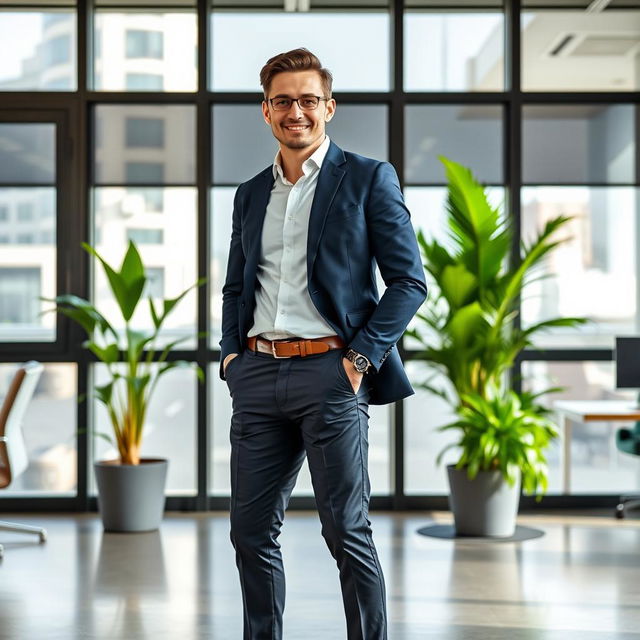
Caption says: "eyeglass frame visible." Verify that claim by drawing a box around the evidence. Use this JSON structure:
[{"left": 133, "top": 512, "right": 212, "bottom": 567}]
[{"left": 267, "top": 95, "right": 330, "bottom": 111}]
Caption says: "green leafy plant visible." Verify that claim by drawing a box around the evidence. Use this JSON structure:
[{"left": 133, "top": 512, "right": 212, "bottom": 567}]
[
  {"left": 45, "top": 241, "right": 204, "bottom": 465},
  {"left": 407, "top": 157, "right": 587, "bottom": 497}
]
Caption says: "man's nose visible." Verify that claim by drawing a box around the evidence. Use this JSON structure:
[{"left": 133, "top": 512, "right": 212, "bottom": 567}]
[{"left": 289, "top": 100, "right": 304, "bottom": 117}]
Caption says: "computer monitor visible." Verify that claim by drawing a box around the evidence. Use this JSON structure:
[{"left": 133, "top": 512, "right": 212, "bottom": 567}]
[{"left": 615, "top": 337, "right": 640, "bottom": 389}]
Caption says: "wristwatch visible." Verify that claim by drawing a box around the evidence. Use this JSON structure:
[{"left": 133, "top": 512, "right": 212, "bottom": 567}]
[{"left": 344, "top": 348, "right": 371, "bottom": 374}]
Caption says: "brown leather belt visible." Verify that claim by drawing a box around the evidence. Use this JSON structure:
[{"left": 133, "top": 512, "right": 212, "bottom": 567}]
[{"left": 247, "top": 335, "right": 345, "bottom": 358}]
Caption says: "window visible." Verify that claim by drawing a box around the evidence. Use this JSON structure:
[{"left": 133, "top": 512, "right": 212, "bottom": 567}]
[
  {"left": 94, "top": 11, "right": 197, "bottom": 92},
  {"left": 92, "top": 188, "right": 197, "bottom": 347},
  {"left": 126, "top": 30, "right": 163, "bottom": 59},
  {"left": 405, "top": 105, "right": 503, "bottom": 184},
  {"left": 210, "top": 12, "right": 390, "bottom": 91},
  {"left": 145, "top": 267, "right": 165, "bottom": 298},
  {"left": 0, "top": 267, "right": 41, "bottom": 325},
  {"left": 125, "top": 73, "right": 163, "bottom": 91},
  {"left": 125, "top": 162, "right": 164, "bottom": 184},
  {"left": 127, "top": 228, "right": 164, "bottom": 244},
  {"left": 523, "top": 104, "right": 635, "bottom": 184},
  {"left": 405, "top": 11, "right": 504, "bottom": 91},
  {"left": 44, "top": 34, "right": 71, "bottom": 66},
  {"left": 125, "top": 118, "right": 165, "bottom": 148},
  {"left": 212, "top": 104, "right": 388, "bottom": 184},
  {"left": 0, "top": 206, "right": 8, "bottom": 222},
  {"left": 0, "top": 124, "right": 56, "bottom": 184},
  {"left": 0, "top": 11, "right": 77, "bottom": 91},
  {"left": 521, "top": 7, "right": 640, "bottom": 92},
  {"left": 0, "top": 363, "right": 77, "bottom": 496},
  {"left": 95, "top": 106, "right": 195, "bottom": 185},
  {"left": 0, "top": 188, "right": 55, "bottom": 342},
  {"left": 17, "top": 203, "right": 35, "bottom": 222}
]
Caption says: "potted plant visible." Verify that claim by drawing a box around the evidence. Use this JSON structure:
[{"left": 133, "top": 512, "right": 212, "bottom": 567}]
[
  {"left": 407, "top": 157, "right": 586, "bottom": 537},
  {"left": 46, "top": 241, "right": 204, "bottom": 532}
]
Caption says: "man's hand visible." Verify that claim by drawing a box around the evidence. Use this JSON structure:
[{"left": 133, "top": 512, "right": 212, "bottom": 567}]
[
  {"left": 223, "top": 353, "right": 239, "bottom": 376},
  {"left": 342, "top": 357, "right": 363, "bottom": 394}
]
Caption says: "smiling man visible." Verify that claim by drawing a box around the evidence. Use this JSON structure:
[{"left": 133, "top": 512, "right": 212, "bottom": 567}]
[{"left": 220, "top": 48, "right": 427, "bottom": 640}]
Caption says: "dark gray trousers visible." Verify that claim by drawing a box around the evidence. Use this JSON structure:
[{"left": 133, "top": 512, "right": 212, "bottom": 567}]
[{"left": 226, "top": 347, "right": 388, "bottom": 640}]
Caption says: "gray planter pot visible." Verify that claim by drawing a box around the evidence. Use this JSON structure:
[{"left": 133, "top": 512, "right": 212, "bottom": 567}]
[
  {"left": 94, "top": 458, "right": 168, "bottom": 533},
  {"left": 447, "top": 465, "right": 521, "bottom": 537}
]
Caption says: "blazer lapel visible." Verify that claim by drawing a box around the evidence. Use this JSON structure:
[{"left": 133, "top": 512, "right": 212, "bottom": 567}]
[{"left": 307, "top": 142, "right": 346, "bottom": 275}]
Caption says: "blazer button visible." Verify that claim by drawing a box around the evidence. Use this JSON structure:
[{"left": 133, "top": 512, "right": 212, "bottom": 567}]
[{"left": 241, "top": 302, "right": 246, "bottom": 308}]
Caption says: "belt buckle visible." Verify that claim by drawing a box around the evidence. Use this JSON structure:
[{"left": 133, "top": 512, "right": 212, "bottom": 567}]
[{"left": 271, "top": 341, "right": 289, "bottom": 359}]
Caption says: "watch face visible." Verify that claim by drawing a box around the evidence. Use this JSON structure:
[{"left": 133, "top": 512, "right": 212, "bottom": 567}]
[{"left": 354, "top": 355, "right": 368, "bottom": 372}]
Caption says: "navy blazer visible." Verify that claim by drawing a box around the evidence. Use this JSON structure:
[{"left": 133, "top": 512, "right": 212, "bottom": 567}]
[{"left": 219, "top": 141, "right": 427, "bottom": 405}]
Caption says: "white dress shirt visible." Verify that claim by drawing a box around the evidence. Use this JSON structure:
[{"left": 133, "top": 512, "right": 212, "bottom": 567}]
[{"left": 248, "top": 135, "right": 336, "bottom": 340}]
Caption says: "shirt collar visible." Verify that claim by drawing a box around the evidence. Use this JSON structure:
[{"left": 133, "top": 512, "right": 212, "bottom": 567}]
[{"left": 272, "top": 135, "right": 331, "bottom": 182}]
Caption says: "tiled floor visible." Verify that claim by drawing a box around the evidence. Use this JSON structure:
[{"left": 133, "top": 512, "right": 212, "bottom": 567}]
[{"left": 1, "top": 511, "right": 640, "bottom": 639}]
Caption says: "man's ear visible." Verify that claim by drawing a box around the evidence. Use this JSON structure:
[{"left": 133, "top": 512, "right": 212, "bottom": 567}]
[
  {"left": 262, "top": 100, "right": 271, "bottom": 125},
  {"left": 325, "top": 98, "right": 336, "bottom": 122}
]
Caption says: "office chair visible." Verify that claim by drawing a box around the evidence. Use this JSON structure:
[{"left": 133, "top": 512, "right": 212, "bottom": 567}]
[
  {"left": 0, "top": 361, "right": 48, "bottom": 558},
  {"left": 614, "top": 418, "right": 640, "bottom": 519}
]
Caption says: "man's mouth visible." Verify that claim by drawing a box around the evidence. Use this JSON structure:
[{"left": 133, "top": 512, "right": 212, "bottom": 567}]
[{"left": 283, "top": 124, "right": 310, "bottom": 131}]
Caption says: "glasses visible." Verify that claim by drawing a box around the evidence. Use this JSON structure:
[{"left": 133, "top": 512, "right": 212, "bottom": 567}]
[{"left": 268, "top": 96, "right": 329, "bottom": 111}]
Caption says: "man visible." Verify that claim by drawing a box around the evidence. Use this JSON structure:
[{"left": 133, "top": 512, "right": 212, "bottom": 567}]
[{"left": 220, "top": 48, "right": 427, "bottom": 640}]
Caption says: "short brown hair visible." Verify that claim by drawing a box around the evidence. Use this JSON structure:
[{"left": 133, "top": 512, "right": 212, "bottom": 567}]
[{"left": 260, "top": 48, "right": 333, "bottom": 99}]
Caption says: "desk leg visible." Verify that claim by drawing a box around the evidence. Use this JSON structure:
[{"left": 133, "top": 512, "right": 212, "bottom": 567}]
[{"left": 560, "top": 413, "right": 571, "bottom": 495}]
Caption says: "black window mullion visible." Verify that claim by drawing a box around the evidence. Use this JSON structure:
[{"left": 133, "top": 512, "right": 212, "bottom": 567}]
[{"left": 197, "top": 0, "right": 212, "bottom": 510}]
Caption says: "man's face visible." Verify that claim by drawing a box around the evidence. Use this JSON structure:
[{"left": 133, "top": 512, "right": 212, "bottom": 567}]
[{"left": 262, "top": 70, "right": 336, "bottom": 151}]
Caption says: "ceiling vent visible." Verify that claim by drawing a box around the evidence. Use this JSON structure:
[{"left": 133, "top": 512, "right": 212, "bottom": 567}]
[{"left": 549, "top": 34, "right": 640, "bottom": 57}]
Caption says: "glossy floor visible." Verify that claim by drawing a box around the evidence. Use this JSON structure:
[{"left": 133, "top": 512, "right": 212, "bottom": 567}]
[{"left": 0, "top": 511, "right": 639, "bottom": 639}]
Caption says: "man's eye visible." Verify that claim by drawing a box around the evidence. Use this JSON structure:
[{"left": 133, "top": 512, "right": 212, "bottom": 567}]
[
  {"left": 300, "top": 98, "right": 317, "bottom": 107},
  {"left": 275, "top": 99, "right": 290, "bottom": 107}
]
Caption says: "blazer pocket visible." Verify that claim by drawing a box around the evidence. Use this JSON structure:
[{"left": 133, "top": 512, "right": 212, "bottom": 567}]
[
  {"left": 346, "top": 308, "right": 374, "bottom": 328},
  {"left": 326, "top": 203, "right": 362, "bottom": 224}
]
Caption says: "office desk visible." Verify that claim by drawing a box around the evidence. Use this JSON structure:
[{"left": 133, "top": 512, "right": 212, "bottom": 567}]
[{"left": 554, "top": 401, "right": 640, "bottom": 494}]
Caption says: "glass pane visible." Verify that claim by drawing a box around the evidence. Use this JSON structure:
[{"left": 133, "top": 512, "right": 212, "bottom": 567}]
[
  {"left": 404, "top": 361, "right": 458, "bottom": 495},
  {"left": 0, "top": 124, "right": 56, "bottom": 184},
  {"left": 93, "top": 11, "right": 197, "bottom": 92},
  {"left": 522, "top": 361, "right": 637, "bottom": 495},
  {"left": 405, "top": 105, "right": 503, "bottom": 184},
  {"left": 0, "top": 11, "right": 76, "bottom": 91},
  {"left": 212, "top": 105, "right": 388, "bottom": 185},
  {"left": 93, "top": 187, "right": 197, "bottom": 347},
  {"left": 0, "top": 363, "right": 77, "bottom": 496},
  {"left": 209, "top": 365, "right": 390, "bottom": 496},
  {"left": 523, "top": 105, "right": 636, "bottom": 185},
  {"left": 0, "top": 188, "right": 56, "bottom": 342},
  {"left": 210, "top": 12, "right": 390, "bottom": 92},
  {"left": 522, "top": 9, "right": 640, "bottom": 92},
  {"left": 92, "top": 364, "right": 197, "bottom": 495},
  {"left": 405, "top": 12, "right": 504, "bottom": 91},
  {"left": 521, "top": 187, "right": 639, "bottom": 349},
  {"left": 94, "top": 105, "right": 195, "bottom": 184},
  {"left": 403, "top": 186, "right": 505, "bottom": 348}
]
